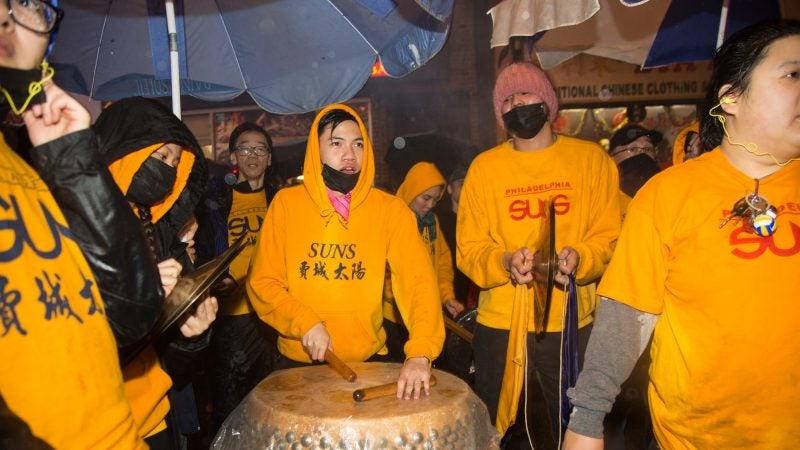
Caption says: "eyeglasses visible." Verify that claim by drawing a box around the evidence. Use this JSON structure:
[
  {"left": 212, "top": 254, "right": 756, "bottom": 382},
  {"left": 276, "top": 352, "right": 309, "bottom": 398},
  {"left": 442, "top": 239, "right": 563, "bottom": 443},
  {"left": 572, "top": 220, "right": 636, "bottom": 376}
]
[
  {"left": 610, "top": 146, "right": 656, "bottom": 158},
  {"left": 234, "top": 145, "right": 270, "bottom": 157},
  {"left": 7, "top": 0, "right": 63, "bottom": 34}
]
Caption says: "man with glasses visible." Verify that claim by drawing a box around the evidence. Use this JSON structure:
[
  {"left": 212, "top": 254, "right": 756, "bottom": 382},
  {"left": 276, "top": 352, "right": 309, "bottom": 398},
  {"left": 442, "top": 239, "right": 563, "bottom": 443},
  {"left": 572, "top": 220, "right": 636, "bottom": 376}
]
[
  {"left": 1, "top": 0, "right": 157, "bottom": 447},
  {"left": 608, "top": 124, "right": 664, "bottom": 201},
  {"left": 195, "top": 122, "right": 279, "bottom": 432}
]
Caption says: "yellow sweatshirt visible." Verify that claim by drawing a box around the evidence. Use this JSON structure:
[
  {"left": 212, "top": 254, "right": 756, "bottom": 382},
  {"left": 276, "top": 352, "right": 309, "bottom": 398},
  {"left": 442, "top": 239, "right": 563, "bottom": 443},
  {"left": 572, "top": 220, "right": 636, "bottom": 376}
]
[
  {"left": 384, "top": 162, "right": 454, "bottom": 323},
  {"left": 247, "top": 104, "right": 444, "bottom": 363},
  {"left": 457, "top": 137, "right": 620, "bottom": 332},
  {"left": 0, "top": 135, "right": 144, "bottom": 449}
]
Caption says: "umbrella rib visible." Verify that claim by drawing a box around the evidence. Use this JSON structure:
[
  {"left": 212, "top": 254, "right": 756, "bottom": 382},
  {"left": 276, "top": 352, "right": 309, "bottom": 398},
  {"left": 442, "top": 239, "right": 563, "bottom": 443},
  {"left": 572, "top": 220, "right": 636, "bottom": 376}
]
[
  {"left": 214, "top": 0, "right": 249, "bottom": 91},
  {"left": 90, "top": 0, "right": 115, "bottom": 98},
  {"left": 326, "top": 1, "right": 378, "bottom": 54}
]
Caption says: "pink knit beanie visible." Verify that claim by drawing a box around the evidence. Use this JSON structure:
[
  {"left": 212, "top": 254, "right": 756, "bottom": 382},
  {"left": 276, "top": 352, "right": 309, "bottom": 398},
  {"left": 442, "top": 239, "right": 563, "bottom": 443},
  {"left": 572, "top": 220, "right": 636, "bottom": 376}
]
[{"left": 493, "top": 62, "right": 559, "bottom": 129}]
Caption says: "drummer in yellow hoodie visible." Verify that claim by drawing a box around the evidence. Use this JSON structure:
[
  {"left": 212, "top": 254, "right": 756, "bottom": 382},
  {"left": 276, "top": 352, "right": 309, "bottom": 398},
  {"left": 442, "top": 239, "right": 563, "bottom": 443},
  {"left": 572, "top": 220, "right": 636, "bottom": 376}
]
[{"left": 248, "top": 104, "right": 444, "bottom": 399}]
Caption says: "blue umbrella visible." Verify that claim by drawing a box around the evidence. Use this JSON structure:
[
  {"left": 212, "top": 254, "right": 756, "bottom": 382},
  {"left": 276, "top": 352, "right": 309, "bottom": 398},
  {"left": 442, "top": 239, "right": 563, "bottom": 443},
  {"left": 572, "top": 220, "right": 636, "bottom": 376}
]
[
  {"left": 639, "top": 0, "right": 783, "bottom": 68},
  {"left": 50, "top": 0, "right": 452, "bottom": 116}
]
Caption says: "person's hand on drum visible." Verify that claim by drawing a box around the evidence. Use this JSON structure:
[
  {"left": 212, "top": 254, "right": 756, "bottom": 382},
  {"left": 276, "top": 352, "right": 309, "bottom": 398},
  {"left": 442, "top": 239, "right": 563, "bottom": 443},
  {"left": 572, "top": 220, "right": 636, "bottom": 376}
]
[
  {"left": 503, "top": 247, "right": 534, "bottom": 285},
  {"left": 302, "top": 322, "right": 332, "bottom": 362},
  {"left": 397, "top": 356, "right": 431, "bottom": 400},
  {"left": 555, "top": 246, "right": 580, "bottom": 286},
  {"left": 443, "top": 298, "right": 464, "bottom": 318}
]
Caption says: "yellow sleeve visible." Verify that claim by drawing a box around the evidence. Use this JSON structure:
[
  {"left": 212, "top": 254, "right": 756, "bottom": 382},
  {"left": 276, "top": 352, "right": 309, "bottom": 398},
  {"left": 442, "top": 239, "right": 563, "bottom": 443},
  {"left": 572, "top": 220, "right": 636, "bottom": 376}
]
[
  {"left": 247, "top": 194, "right": 322, "bottom": 339},
  {"left": 434, "top": 219, "right": 456, "bottom": 302},
  {"left": 456, "top": 162, "right": 511, "bottom": 289},
  {"left": 571, "top": 151, "right": 621, "bottom": 284},
  {"left": 387, "top": 202, "right": 445, "bottom": 361}
]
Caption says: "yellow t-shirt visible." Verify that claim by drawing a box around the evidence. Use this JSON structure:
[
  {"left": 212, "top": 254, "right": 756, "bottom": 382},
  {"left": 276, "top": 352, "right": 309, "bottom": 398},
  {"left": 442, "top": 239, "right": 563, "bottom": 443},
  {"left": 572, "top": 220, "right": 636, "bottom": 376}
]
[
  {"left": 221, "top": 189, "right": 268, "bottom": 316},
  {"left": 0, "top": 135, "right": 144, "bottom": 448},
  {"left": 598, "top": 149, "right": 800, "bottom": 448},
  {"left": 457, "top": 137, "right": 620, "bottom": 332}
]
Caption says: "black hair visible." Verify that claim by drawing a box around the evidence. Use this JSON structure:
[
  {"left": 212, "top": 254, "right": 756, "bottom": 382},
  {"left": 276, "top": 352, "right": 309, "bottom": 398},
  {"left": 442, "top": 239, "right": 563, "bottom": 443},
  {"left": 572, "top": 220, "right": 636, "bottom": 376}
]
[
  {"left": 700, "top": 19, "right": 800, "bottom": 151},
  {"left": 228, "top": 122, "right": 273, "bottom": 156},
  {"left": 317, "top": 109, "right": 358, "bottom": 138},
  {"left": 684, "top": 130, "right": 699, "bottom": 153}
]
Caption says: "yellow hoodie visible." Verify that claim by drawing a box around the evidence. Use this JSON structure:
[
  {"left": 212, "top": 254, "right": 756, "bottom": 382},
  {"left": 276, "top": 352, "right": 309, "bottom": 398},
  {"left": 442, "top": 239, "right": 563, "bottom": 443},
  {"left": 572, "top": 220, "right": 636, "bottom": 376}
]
[
  {"left": 384, "top": 162, "right": 454, "bottom": 323},
  {"left": 0, "top": 134, "right": 144, "bottom": 449},
  {"left": 247, "top": 104, "right": 444, "bottom": 363}
]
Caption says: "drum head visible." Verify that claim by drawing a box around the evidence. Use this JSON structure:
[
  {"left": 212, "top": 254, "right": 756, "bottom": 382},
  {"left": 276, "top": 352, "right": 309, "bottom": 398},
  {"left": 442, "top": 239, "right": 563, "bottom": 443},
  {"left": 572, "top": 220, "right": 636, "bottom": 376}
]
[{"left": 532, "top": 201, "right": 557, "bottom": 333}]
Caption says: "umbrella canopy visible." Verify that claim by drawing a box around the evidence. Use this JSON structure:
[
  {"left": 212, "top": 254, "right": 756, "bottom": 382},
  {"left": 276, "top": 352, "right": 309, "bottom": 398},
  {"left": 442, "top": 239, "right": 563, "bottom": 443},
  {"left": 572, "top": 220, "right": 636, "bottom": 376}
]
[
  {"left": 50, "top": 0, "right": 452, "bottom": 115},
  {"left": 489, "top": 0, "right": 798, "bottom": 69}
]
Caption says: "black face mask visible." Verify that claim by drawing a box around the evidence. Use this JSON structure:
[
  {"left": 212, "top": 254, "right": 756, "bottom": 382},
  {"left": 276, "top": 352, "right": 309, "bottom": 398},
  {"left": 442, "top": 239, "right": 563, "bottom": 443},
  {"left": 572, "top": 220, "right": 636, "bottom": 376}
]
[
  {"left": 502, "top": 103, "right": 549, "bottom": 139},
  {"left": 126, "top": 158, "right": 178, "bottom": 206},
  {"left": 322, "top": 164, "right": 359, "bottom": 194},
  {"left": 0, "top": 66, "right": 47, "bottom": 115},
  {"left": 618, "top": 154, "right": 661, "bottom": 197}
]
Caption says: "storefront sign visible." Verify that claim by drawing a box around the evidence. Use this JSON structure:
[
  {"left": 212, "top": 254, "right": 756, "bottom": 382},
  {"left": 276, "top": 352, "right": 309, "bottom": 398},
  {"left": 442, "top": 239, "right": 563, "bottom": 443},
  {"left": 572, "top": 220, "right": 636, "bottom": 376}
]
[{"left": 546, "top": 54, "right": 713, "bottom": 105}]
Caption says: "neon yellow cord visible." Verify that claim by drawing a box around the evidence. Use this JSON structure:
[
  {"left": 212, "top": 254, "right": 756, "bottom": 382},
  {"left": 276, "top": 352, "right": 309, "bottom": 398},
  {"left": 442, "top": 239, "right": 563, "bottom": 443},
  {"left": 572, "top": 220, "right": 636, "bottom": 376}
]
[
  {"left": 710, "top": 101, "right": 800, "bottom": 167},
  {"left": 0, "top": 61, "right": 55, "bottom": 116}
]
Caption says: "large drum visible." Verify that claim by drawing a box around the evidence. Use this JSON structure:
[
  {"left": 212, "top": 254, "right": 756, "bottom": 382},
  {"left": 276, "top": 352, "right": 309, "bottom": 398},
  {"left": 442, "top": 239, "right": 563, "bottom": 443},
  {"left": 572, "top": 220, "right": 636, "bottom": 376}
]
[{"left": 213, "top": 362, "right": 499, "bottom": 449}]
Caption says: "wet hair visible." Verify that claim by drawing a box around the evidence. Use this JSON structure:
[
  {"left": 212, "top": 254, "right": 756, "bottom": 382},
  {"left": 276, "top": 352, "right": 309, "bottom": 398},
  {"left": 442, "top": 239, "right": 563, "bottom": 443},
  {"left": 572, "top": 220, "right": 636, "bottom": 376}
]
[
  {"left": 228, "top": 122, "right": 273, "bottom": 156},
  {"left": 317, "top": 109, "right": 358, "bottom": 138},
  {"left": 700, "top": 19, "right": 800, "bottom": 151}
]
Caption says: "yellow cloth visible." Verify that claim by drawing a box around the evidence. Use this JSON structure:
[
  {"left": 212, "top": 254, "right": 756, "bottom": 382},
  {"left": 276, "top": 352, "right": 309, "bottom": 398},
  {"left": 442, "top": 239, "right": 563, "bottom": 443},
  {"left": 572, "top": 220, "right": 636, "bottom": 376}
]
[
  {"left": 122, "top": 346, "right": 173, "bottom": 438},
  {"left": 221, "top": 189, "right": 268, "bottom": 316},
  {"left": 247, "top": 104, "right": 444, "bottom": 363},
  {"left": 457, "top": 136, "right": 620, "bottom": 434},
  {"left": 0, "top": 135, "right": 144, "bottom": 449},
  {"left": 495, "top": 284, "right": 530, "bottom": 434},
  {"left": 671, "top": 121, "right": 699, "bottom": 166},
  {"left": 599, "top": 149, "right": 800, "bottom": 448},
  {"left": 384, "top": 162, "right": 452, "bottom": 323}
]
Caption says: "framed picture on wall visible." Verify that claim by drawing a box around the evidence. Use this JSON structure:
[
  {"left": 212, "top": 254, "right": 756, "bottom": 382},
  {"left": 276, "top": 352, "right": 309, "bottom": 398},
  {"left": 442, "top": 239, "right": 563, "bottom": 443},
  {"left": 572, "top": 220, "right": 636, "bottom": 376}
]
[{"left": 193, "top": 98, "right": 372, "bottom": 166}]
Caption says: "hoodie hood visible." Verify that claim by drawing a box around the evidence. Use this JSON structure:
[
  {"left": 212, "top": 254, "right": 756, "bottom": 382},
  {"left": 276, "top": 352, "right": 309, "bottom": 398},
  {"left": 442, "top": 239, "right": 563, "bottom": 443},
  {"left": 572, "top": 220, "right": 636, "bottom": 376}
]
[
  {"left": 94, "top": 97, "right": 206, "bottom": 227},
  {"left": 302, "top": 103, "right": 374, "bottom": 218},
  {"left": 672, "top": 121, "right": 700, "bottom": 166},
  {"left": 395, "top": 161, "right": 446, "bottom": 206}
]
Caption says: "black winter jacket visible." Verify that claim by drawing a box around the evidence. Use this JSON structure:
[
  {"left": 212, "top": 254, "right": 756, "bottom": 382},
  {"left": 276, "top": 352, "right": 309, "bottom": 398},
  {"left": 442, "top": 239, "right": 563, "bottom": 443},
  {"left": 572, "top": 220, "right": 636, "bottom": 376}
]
[{"left": 30, "top": 128, "right": 163, "bottom": 361}]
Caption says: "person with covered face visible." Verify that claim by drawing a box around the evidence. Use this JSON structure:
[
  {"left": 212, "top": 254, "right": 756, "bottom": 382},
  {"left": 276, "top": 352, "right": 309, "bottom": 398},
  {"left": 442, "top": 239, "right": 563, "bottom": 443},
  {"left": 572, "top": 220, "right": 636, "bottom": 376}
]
[
  {"left": 93, "top": 97, "right": 218, "bottom": 448},
  {"left": 608, "top": 124, "right": 664, "bottom": 217},
  {"left": 456, "top": 62, "right": 620, "bottom": 445},
  {"left": 563, "top": 19, "right": 800, "bottom": 449},
  {"left": 247, "top": 104, "right": 444, "bottom": 399}
]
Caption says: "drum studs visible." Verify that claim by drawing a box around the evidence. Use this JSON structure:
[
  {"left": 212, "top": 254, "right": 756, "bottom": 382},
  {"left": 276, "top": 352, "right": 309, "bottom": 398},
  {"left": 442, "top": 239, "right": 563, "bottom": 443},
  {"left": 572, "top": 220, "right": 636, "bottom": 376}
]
[
  {"left": 394, "top": 435, "right": 407, "bottom": 446},
  {"left": 285, "top": 431, "right": 296, "bottom": 443},
  {"left": 411, "top": 432, "right": 424, "bottom": 444},
  {"left": 428, "top": 429, "right": 439, "bottom": 440},
  {"left": 319, "top": 436, "right": 332, "bottom": 448}
]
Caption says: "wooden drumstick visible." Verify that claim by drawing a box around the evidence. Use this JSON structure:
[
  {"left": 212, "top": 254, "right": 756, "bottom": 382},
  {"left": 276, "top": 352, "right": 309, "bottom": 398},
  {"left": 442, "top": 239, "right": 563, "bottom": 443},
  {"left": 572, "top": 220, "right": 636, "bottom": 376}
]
[
  {"left": 324, "top": 349, "right": 357, "bottom": 382},
  {"left": 443, "top": 316, "right": 473, "bottom": 344},
  {"left": 353, "top": 375, "right": 438, "bottom": 402}
]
